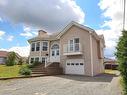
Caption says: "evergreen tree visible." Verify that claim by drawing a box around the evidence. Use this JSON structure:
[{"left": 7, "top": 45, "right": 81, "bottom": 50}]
[{"left": 116, "top": 30, "right": 127, "bottom": 95}]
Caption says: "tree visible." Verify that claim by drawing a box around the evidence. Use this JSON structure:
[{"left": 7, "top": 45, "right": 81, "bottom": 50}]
[
  {"left": 115, "top": 30, "right": 127, "bottom": 95},
  {"left": 18, "top": 58, "right": 24, "bottom": 65},
  {"left": 6, "top": 52, "right": 16, "bottom": 66}
]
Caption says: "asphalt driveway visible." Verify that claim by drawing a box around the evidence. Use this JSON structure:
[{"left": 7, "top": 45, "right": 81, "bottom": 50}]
[{"left": 0, "top": 74, "right": 121, "bottom": 95}]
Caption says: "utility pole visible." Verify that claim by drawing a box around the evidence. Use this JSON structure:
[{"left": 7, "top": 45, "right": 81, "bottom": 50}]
[{"left": 123, "top": 0, "right": 126, "bottom": 30}]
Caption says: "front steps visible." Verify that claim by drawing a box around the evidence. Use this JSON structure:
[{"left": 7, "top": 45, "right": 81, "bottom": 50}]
[{"left": 31, "top": 62, "right": 63, "bottom": 76}]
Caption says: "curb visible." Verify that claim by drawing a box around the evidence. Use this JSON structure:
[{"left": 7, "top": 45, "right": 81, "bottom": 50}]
[{"left": 0, "top": 74, "right": 50, "bottom": 80}]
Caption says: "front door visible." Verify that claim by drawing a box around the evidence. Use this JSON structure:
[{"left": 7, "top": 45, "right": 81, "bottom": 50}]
[{"left": 50, "top": 44, "right": 60, "bottom": 62}]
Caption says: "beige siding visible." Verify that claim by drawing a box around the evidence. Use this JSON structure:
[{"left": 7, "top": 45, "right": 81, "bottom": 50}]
[
  {"left": 60, "top": 25, "right": 92, "bottom": 76},
  {"left": 92, "top": 36, "right": 104, "bottom": 76}
]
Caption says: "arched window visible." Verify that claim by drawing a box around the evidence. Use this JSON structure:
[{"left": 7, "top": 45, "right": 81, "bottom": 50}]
[{"left": 51, "top": 44, "right": 59, "bottom": 49}]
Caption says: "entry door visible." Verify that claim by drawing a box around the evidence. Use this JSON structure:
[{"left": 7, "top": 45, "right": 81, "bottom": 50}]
[{"left": 50, "top": 44, "right": 60, "bottom": 62}]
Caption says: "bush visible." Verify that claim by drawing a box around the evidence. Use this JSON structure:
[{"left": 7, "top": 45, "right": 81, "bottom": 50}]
[
  {"left": 6, "top": 52, "right": 16, "bottom": 66},
  {"left": 19, "top": 65, "right": 31, "bottom": 75},
  {"left": 27, "top": 64, "right": 34, "bottom": 68},
  {"left": 28, "top": 61, "right": 41, "bottom": 68},
  {"left": 18, "top": 58, "right": 24, "bottom": 65},
  {"left": 115, "top": 30, "right": 127, "bottom": 95}
]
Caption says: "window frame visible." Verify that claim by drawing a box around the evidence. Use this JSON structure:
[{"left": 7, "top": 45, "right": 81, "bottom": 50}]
[
  {"left": 35, "top": 57, "right": 39, "bottom": 62},
  {"left": 31, "top": 43, "right": 35, "bottom": 51},
  {"left": 42, "top": 41, "right": 48, "bottom": 51},
  {"left": 36, "top": 42, "right": 40, "bottom": 51},
  {"left": 30, "top": 58, "right": 34, "bottom": 63}
]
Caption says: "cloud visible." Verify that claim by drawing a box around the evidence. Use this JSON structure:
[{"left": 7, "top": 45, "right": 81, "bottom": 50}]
[
  {"left": 0, "top": 17, "right": 3, "bottom": 22},
  {"left": 20, "top": 26, "right": 38, "bottom": 38},
  {"left": 98, "top": 0, "right": 127, "bottom": 59},
  {"left": 0, "top": 46, "right": 30, "bottom": 57},
  {"left": 0, "top": 30, "right": 5, "bottom": 39},
  {"left": 7, "top": 35, "right": 14, "bottom": 41},
  {"left": 0, "top": 0, "right": 85, "bottom": 32}
]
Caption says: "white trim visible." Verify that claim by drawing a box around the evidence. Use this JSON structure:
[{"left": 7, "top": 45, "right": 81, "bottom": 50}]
[
  {"left": 42, "top": 41, "right": 48, "bottom": 52},
  {"left": 90, "top": 34, "right": 94, "bottom": 76},
  {"left": 40, "top": 41, "right": 42, "bottom": 61},
  {"left": 65, "top": 59, "right": 85, "bottom": 75}
]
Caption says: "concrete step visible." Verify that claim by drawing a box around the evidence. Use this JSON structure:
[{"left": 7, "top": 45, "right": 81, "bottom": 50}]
[
  {"left": 32, "top": 69, "right": 46, "bottom": 72},
  {"left": 31, "top": 71, "right": 47, "bottom": 74},
  {"left": 31, "top": 74, "right": 47, "bottom": 77}
]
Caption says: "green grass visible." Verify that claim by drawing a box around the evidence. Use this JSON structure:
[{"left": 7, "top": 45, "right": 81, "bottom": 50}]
[
  {"left": 105, "top": 69, "right": 118, "bottom": 75},
  {"left": 0, "top": 65, "right": 22, "bottom": 78}
]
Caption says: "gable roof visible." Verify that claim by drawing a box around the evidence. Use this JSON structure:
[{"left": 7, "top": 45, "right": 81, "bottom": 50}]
[
  {"left": 56, "top": 21, "right": 102, "bottom": 41},
  {"left": 28, "top": 21, "right": 104, "bottom": 43},
  {"left": 0, "top": 51, "right": 8, "bottom": 57}
]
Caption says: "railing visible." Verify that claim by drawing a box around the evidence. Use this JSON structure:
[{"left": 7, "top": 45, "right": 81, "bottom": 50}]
[{"left": 63, "top": 43, "right": 82, "bottom": 55}]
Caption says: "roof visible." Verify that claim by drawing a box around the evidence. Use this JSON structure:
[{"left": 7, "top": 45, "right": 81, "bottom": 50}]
[
  {"left": 0, "top": 51, "right": 22, "bottom": 59},
  {"left": 104, "top": 58, "right": 116, "bottom": 63},
  {"left": 28, "top": 21, "right": 104, "bottom": 43},
  {"left": 0, "top": 51, "right": 8, "bottom": 57}
]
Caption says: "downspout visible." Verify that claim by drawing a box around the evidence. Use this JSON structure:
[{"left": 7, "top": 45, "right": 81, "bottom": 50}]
[
  {"left": 90, "top": 33, "right": 94, "bottom": 76},
  {"left": 39, "top": 41, "right": 42, "bottom": 63}
]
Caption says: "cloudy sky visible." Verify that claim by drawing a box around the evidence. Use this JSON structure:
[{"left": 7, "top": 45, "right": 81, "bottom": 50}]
[{"left": 0, "top": 0, "right": 126, "bottom": 58}]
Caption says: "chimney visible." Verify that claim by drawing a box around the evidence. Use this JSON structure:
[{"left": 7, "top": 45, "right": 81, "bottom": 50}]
[{"left": 38, "top": 30, "right": 47, "bottom": 37}]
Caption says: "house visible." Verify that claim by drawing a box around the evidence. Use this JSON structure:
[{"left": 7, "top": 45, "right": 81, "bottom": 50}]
[
  {"left": 0, "top": 51, "right": 8, "bottom": 64},
  {"left": 0, "top": 51, "right": 22, "bottom": 64},
  {"left": 104, "top": 58, "right": 118, "bottom": 70},
  {"left": 28, "top": 21, "right": 105, "bottom": 76}
]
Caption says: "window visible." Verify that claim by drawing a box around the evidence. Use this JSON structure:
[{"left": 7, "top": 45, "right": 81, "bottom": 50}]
[
  {"left": 67, "top": 63, "right": 70, "bottom": 65},
  {"left": 36, "top": 42, "right": 40, "bottom": 51},
  {"left": 31, "top": 43, "right": 35, "bottom": 51},
  {"left": 80, "top": 63, "right": 83, "bottom": 65},
  {"left": 30, "top": 58, "right": 34, "bottom": 63},
  {"left": 42, "top": 42, "right": 48, "bottom": 51},
  {"left": 74, "top": 38, "right": 79, "bottom": 43},
  {"left": 71, "top": 63, "right": 74, "bottom": 65},
  {"left": 56, "top": 50, "right": 59, "bottom": 56},
  {"left": 74, "top": 38, "right": 79, "bottom": 51},
  {"left": 70, "top": 40, "right": 74, "bottom": 51},
  {"left": 52, "top": 50, "right": 55, "bottom": 56},
  {"left": 42, "top": 58, "right": 45, "bottom": 63},
  {"left": 51, "top": 44, "right": 59, "bottom": 49},
  {"left": 76, "top": 63, "right": 79, "bottom": 65},
  {"left": 35, "top": 57, "right": 39, "bottom": 62}
]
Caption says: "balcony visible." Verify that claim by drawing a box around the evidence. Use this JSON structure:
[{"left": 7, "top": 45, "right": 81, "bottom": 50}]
[{"left": 63, "top": 43, "right": 83, "bottom": 55}]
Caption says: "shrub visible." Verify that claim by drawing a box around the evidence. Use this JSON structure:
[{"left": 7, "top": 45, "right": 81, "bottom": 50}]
[
  {"left": 19, "top": 65, "right": 31, "bottom": 75},
  {"left": 18, "top": 58, "right": 24, "bottom": 65},
  {"left": 27, "top": 64, "right": 34, "bottom": 68},
  {"left": 6, "top": 52, "right": 16, "bottom": 66},
  {"left": 115, "top": 30, "right": 127, "bottom": 95}
]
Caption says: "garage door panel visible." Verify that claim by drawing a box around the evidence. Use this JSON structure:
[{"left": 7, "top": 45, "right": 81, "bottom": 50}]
[{"left": 65, "top": 59, "right": 84, "bottom": 75}]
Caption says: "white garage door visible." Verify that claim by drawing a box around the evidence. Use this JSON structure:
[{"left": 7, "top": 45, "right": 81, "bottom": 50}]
[{"left": 65, "top": 59, "right": 84, "bottom": 75}]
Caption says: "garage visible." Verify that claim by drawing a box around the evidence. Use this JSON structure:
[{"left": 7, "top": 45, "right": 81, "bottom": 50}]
[{"left": 65, "top": 59, "right": 85, "bottom": 75}]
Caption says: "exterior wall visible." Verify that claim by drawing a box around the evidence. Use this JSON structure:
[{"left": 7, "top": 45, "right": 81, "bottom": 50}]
[
  {"left": 60, "top": 25, "right": 92, "bottom": 76},
  {"left": 92, "top": 36, "right": 104, "bottom": 76},
  {"left": 0, "top": 57, "right": 6, "bottom": 64}
]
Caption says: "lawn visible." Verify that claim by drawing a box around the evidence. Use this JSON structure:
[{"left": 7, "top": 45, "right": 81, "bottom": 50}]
[
  {"left": 0, "top": 65, "right": 22, "bottom": 78},
  {"left": 105, "top": 69, "right": 119, "bottom": 75}
]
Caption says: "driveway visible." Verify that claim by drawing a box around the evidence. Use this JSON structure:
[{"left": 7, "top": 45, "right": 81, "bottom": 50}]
[{"left": 0, "top": 74, "right": 121, "bottom": 95}]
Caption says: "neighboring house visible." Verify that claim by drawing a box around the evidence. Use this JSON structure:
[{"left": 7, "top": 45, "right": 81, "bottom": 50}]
[
  {"left": 0, "top": 51, "right": 8, "bottom": 64},
  {"left": 0, "top": 51, "right": 21, "bottom": 64},
  {"left": 104, "top": 58, "right": 118, "bottom": 70},
  {"left": 28, "top": 21, "right": 105, "bottom": 76}
]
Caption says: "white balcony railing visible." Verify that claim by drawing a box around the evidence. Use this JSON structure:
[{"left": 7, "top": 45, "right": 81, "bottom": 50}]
[{"left": 63, "top": 43, "right": 82, "bottom": 55}]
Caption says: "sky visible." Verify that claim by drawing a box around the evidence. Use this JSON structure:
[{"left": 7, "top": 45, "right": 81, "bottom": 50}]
[{"left": 0, "top": 0, "right": 126, "bottom": 58}]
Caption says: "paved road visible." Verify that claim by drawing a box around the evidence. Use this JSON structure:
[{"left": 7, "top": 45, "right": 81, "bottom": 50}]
[{"left": 0, "top": 74, "right": 121, "bottom": 95}]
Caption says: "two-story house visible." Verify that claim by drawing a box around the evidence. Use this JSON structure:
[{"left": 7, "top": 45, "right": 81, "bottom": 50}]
[{"left": 28, "top": 21, "right": 105, "bottom": 76}]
